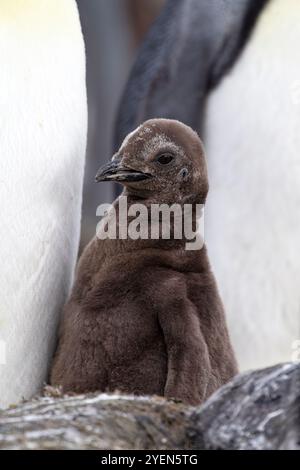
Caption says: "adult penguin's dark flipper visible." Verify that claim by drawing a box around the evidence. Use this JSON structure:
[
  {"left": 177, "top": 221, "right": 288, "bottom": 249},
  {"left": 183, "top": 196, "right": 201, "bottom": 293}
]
[{"left": 114, "top": 0, "right": 269, "bottom": 150}]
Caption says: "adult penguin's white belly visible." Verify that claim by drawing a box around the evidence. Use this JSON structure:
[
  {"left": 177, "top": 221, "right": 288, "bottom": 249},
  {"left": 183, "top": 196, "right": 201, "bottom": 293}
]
[
  {"left": 204, "top": 0, "right": 300, "bottom": 371},
  {"left": 0, "top": 0, "right": 87, "bottom": 408}
]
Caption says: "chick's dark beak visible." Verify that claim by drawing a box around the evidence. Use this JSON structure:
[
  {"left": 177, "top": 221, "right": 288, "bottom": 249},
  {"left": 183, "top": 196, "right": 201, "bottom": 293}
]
[{"left": 95, "top": 160, "right": 152, "bottom": 183}]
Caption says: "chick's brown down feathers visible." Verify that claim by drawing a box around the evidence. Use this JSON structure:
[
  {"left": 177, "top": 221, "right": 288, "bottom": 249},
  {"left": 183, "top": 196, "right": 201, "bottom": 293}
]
[{"left": 50, "top": 119, "right": 238, "bottom": 405}]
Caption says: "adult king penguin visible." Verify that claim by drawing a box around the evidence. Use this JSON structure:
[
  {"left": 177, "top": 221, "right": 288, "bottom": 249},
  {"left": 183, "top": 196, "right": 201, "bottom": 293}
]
[
  {"left": 115, "top": 0, "right": 300, "bottom": 371},
  {"left": 0, "top": 0, "right": 87, "bottom": 408}
]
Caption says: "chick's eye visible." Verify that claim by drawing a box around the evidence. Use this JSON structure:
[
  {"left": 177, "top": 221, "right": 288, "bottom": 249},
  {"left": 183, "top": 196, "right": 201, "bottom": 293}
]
[{"left": 156, "top": 153, "right": 174, "bottom": 165}]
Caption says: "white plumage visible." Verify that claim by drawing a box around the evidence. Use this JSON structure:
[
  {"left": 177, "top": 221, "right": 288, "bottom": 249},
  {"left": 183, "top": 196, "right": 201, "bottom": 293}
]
[
  {"left": 0, "top": 0, "right": 87, "bottom": 408},
  {"left": 205, "top": 0, "right": 300, "bottom": 370}
]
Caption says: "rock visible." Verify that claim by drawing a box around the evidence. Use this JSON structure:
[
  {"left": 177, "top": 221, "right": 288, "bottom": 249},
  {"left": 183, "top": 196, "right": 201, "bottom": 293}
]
[
  {"left": 188, "top": 362, "right": 300, "bottom": 450},
  {"left": 0, "top": 393, "right": 192, "bottom": 450},
  {"left": 0, "top": 363, "right": 298, "bottom": 450}
]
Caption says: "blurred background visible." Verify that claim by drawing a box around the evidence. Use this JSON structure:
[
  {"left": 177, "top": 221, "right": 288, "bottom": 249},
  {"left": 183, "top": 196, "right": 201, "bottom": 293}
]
[{"left": 76, "top": 0, "right": 164, "bottom": 249}]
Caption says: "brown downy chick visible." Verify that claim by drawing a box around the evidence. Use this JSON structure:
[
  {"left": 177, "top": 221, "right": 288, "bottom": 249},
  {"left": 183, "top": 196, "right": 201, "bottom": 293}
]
[{"left": 50, "top": 118, "right": 238, "bottom": 405}]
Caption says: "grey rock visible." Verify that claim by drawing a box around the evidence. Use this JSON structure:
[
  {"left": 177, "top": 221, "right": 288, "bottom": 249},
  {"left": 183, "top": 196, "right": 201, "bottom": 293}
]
[
  {"left": 0, "top": 363, "right": 298, "bottom": 450},
  {"left": 189, "top": 362, "right": 300, "bottom": 450},
  {"left": 0, "top": 393, "right": 192, "bottom": 450}
]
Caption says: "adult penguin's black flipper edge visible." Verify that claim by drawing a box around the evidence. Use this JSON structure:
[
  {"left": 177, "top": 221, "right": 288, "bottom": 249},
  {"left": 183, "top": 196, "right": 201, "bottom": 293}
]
[{"left": 114, "top": 0, "right": 269, "bottom": 151}]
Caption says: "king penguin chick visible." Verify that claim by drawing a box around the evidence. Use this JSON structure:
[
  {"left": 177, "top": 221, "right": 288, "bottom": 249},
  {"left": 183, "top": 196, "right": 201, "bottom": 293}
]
[{"left": 50, "top": 119, "right": 238, "bottom": 405}]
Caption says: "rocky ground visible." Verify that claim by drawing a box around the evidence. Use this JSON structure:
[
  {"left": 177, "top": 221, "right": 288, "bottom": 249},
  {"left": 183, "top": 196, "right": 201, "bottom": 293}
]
[{"left": 0, "top": 362, "right": 299, "bottom": 450}]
